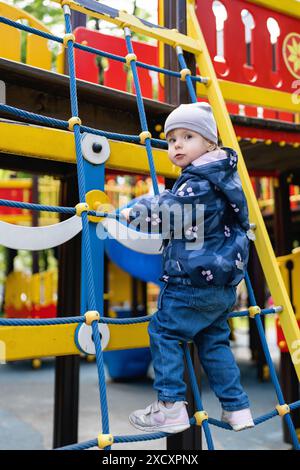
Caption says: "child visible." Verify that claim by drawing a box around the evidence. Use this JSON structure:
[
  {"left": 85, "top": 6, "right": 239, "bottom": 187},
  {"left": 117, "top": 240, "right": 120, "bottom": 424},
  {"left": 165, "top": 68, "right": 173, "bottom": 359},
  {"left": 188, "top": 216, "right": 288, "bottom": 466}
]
[{"left": 121, "top": 102, "right": 254, "bottom": 434}]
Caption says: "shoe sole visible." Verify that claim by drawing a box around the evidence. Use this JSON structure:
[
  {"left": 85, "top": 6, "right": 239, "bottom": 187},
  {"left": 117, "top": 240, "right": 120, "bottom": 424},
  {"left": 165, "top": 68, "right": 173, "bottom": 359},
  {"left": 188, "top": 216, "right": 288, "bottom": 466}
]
[
  {"left": 129, "top": 416, "right": 190, "bottom": 434},
  {"left": 232, "top": 422, "right": 255, "bottom": 432}
]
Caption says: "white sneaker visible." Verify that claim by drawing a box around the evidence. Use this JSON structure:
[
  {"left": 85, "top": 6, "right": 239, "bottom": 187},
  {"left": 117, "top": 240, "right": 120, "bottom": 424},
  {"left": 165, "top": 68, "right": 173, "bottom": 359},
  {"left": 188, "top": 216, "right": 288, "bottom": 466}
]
[
  {"left": 129, "top": 400, "right": 190, "bottom": 434},
  {"left": 221, "top": 408, "right": 254, "bottom": 432}
]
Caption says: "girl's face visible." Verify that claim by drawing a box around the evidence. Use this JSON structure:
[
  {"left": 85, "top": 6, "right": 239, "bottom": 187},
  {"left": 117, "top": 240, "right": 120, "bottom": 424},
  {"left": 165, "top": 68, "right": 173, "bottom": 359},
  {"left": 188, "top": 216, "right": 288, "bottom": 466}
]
[{"left": 166, "top": 128, "right": 212, "bottom": 168}]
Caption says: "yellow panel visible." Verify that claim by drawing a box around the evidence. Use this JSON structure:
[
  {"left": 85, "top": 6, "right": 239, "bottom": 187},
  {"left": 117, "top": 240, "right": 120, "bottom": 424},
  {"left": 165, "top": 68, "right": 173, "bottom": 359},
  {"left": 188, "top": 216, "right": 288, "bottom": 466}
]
[
  {"left": 246, "top": 0, "right": 300, "bottom": 20},
  {"left": 0, "top": 215, "right": 31, "bottom": 224},
  {"left": 196, "top": 80, "right": 300, "bottom": 114},
  {"left": 0, "top": 1, "right": 63, "bottom": 71},
  {"left": 187, "top": 0, "right": 300, "bottom": 381},
  {"left": 0, "top": 23, "right": 21, "bottom": 62},
  {"left": 0, "top": 321, "right": 149, "bottom": 361},
  {"left": 26, "top": 33, "right": 52, "bottom": 70},
  {"left": 109, "top": 261, "right": 131, "bottom": 303},
  {"left": 0, "top": 121, "right": 179, "bottom": 178},
  {"left": 0, "top": 179, "right": 32, "bottom": 189}
]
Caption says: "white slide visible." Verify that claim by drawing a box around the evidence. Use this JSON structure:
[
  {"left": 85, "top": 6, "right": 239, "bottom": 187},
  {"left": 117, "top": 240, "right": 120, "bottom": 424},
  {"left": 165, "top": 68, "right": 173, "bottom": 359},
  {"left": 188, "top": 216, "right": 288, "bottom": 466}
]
[{"left": 0, "top": 216, "right": 82, "bottom": 250}]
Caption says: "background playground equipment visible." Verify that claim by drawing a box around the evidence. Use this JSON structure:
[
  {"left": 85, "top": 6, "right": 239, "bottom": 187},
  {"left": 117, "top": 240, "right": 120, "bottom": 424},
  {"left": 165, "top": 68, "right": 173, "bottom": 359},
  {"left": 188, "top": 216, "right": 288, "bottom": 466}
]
[{"left": 0, "top": 0, "right": 299, "bottom": 450}]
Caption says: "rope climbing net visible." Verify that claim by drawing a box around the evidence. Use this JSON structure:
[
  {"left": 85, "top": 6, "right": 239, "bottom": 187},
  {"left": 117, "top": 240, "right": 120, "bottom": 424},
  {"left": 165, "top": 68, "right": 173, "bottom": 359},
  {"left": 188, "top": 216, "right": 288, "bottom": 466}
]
[{"left": 0, "top": 0, "right": 300, "bottom": 451}]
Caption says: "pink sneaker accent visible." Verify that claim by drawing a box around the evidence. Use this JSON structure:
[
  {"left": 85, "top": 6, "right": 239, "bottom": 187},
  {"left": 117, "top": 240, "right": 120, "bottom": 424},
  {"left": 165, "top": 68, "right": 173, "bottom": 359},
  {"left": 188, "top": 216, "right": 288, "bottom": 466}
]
[
  {"left": 129, "top": 400, "right": 190, "bottom": 434},
  {"left": 221, "top": 408, "right": 254, "bottom": 432}
]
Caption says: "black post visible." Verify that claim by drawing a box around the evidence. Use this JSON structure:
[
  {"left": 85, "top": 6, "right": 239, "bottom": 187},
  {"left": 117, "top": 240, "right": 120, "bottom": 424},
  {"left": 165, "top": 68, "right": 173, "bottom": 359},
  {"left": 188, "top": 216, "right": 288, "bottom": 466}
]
[
  {"left": 31, "top": 175, "right": 39, "bottom": 274},
  {"left": 273, "top": 173, "right": 300, "bottom": 445},
  {"left": 247, "top": 243, "right": 267, "bottom": 381},
  {"left": 163, "top": 1, "right": 201, "bottom": 450},
  {"left": 53, "top": 172, "right": 81, "bottom": 448}
]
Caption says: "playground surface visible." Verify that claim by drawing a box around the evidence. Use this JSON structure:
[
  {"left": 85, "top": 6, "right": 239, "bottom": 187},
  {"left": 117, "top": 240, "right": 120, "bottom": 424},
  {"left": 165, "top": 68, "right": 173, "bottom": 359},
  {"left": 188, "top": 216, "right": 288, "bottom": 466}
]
[{"left": 0, "top": 326, "right": 291, "bottom": 451}]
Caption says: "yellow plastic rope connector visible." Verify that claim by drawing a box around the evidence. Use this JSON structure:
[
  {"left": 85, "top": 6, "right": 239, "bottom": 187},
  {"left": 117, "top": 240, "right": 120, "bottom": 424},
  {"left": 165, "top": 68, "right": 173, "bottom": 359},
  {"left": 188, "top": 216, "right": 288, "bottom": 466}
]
[
  {"left": 248, "top": 305, "right": 261, "bottom": 318},
  {"left": 68, "top": 116, "right": 82, "bottom": 130},
  {"left": 194, "top": 410, "right": 208, "bottom": 426},
  {"left": 75, "top": 202, "right": 89, "bottom": 216},
  {"left": 139, "top": 131, "right": 152, "bottom": 144},
  {"left": 85, "top": 310, "right": 100, "bottom": 326},
  {"left": 98, "top": 434, "right": 114, "bottom": 449},
  {"left": 276, "top": 404, "right": 290, "bottom": 417},
  {"left": 180, "top": 68, "right": 192, "bottom": 81},
  {"left": 125, "top": 53, "right": 137, "bottom": 67},
  {"left": 63, "top": 33, "right": 75, "bottom": 48}
]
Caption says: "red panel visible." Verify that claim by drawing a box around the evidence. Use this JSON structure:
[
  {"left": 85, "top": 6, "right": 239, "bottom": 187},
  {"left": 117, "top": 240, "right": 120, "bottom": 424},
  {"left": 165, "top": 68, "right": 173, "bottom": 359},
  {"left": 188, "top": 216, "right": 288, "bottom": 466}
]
[
  {"left": 0, "top": 188, "right": 32, "bottom": 215},
  {"left": 74, "top": 28, "right": 159, "bottom": 99},
  {"left": 276, "top": 317, "right": 300, "bottom": 353},
  {"left": 195, "top": 0, "right": 299, "bottom": 121},
  {"left": 196, "top": 0, "right": 300, "bottom": 92},
  {"left": 5, "top": 304, "right": 57, "bottom": 319},
  {"left": 233, "top": 124, "right": 300, "bottom": 144}
]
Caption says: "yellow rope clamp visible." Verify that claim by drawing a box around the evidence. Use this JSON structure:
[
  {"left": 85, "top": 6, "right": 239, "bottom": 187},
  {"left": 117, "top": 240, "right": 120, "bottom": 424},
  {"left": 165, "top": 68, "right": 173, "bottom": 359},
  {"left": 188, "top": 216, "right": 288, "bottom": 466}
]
[
  {"left": 194, "top": 410, "right": 208, "bottom": 426},
  {"left": 75, "top": 202, "right": 89, "bottom": 216},
  {"left": 125, "top": 53, "right": 137, "bottom": 67},
  {"left": 85, "top": 310, "right": 100, "bottom": 326},
  {"left": 276, "top": 404, "right": 290, "bottom": 417},
  {"left": 139, "top": 131, "right": 152, "bottom": 144},
  {"left": 248, "top": 305, "right": 261, "bottom": 318},
  {"left": 86, "top": 189, "right": 111, "bottom": 223},
  {"left": 68, "top": 116, "right": 82, "bottom": 131},
  {"left": 180, "top": 68, "right": 192, "bottom": 81},
  {"left": 98, "top": 433, "right": 114, "bottom": 449},
  {"left": 63, "top": 33, "right": 75, "bottom": 48}
]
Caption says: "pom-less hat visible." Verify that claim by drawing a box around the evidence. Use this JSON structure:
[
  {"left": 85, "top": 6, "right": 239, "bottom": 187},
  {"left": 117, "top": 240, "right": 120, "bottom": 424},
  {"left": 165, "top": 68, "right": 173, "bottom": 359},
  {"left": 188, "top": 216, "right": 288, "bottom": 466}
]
[{"left": 164, "top": 102, "right": 218, "bottom": 144}]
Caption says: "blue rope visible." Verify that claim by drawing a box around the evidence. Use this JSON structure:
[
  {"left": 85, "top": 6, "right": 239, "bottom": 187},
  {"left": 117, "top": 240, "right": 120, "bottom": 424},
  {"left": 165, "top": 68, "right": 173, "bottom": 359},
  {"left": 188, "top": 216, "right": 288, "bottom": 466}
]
[
  {"left": 0, "top": 16, "right": 206, "bottom": 84},
  {"left": 0, "top": 103, "right": 167, "bottom": 149},
  {"left": 63, "top": 6, "right": 111, "bottom": 444},
  {"left": 245, "top": 272, "right": 300, "bottom": 449},
  {"left": 0, "top": 317, "right": 84, "bottom": 326},
  {"left": 176, "top": 49, "right": 198, "bottom": 103},
  {"left": 183, "top": 343, "right": 214, "bottom": 450},
  {"left": 56, "top": 439, "right": 98, "bottom": 450},
  {"left": 124, "top": 27, "right": 159, "bottom": 196}
]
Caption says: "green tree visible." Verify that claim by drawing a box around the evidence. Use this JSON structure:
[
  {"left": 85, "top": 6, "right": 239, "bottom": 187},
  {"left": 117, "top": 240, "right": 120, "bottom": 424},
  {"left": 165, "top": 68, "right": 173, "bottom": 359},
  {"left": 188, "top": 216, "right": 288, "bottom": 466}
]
[{"left": 9, "top": 0, "right": 63, "bottom": 28}]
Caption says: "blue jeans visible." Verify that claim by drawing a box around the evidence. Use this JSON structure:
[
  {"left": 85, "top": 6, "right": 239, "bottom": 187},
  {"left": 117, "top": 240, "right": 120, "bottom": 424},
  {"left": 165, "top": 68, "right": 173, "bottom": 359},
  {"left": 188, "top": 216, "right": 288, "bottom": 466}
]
[{"left": 148, "top": 277, "right": 250, "bottom": 411}]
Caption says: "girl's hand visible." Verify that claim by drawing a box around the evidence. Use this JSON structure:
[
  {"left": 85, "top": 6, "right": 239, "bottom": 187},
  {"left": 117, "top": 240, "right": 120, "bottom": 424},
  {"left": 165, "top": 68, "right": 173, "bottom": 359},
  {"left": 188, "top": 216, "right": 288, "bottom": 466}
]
[{"left": 120, "top": 207, "right": 132, "bottom": 222}]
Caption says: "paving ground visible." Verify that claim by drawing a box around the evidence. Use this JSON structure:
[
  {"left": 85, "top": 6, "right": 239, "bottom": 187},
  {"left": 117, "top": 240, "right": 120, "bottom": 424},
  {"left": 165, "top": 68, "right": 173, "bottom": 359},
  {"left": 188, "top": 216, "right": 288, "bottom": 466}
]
[{"left": 0, "top": 323, "right": 294, "bottom": 451}]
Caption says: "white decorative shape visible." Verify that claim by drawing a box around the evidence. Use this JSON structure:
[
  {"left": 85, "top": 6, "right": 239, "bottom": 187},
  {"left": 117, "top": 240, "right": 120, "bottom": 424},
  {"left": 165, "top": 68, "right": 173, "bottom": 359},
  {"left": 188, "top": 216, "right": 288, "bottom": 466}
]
[
  {"left": 187, "top": 187, "right": 193, "bottom": 193},
  {"left": 0, "top": 216, "right": 82, "bottom": 250},
  {"left": 81, "top": 133, "right": 110, "bottom": 165},
  {"left": 75, "top": 322, "right": 110, "bottom": 355},
  {"left": 178, "top": 191, "right": 184, "bottom": 196}
]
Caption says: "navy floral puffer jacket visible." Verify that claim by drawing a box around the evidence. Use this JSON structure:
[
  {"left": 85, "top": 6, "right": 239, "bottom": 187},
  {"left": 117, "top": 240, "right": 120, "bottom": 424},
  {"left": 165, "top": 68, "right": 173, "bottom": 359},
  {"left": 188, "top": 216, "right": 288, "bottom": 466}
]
[{"left": 128, "top": 147, "right": 251, "bottom": 287}]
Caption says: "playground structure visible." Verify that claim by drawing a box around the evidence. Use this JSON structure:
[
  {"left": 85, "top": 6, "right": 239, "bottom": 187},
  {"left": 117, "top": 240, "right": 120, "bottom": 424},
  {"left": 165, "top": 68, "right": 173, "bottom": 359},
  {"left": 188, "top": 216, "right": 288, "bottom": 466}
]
[{"left": 0, "top": 0, "right": 299, "bottom": 450}]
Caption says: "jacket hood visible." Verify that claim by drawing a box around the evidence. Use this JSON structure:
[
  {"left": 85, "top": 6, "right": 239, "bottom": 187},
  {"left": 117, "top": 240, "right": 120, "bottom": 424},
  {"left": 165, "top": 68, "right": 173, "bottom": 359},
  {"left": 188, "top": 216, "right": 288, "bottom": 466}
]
[{"left": 182, "top": 147, "right": 249, "bottom": 231}]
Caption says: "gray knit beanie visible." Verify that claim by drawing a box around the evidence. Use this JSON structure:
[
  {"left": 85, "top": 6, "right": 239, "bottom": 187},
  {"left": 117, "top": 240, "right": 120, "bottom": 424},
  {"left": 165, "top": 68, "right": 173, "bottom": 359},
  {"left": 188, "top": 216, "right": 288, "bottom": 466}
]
[{"left": 164, "top": 102, "right": 218, "bottom": 144}]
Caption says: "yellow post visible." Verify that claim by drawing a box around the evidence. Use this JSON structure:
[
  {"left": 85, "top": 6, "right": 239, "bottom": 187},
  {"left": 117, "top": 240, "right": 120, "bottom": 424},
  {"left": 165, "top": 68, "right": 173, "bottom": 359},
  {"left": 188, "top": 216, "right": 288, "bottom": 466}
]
[{"left": 187, "top": 0, "right": 300, "bottom": 380}]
